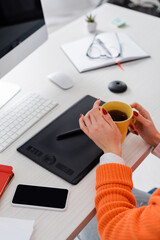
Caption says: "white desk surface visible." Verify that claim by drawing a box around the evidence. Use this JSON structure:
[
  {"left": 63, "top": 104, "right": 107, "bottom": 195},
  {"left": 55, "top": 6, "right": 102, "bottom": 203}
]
[{"left": 1, "top": 3, "right": 160, "bottom": 240}]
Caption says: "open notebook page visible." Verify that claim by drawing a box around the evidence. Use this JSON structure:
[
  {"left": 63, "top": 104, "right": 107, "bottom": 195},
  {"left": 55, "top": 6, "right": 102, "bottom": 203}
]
[
  {"left": 61, "top": 32, "right": 149, "bottom": 73},
  {"left": 0, "top": 217, "right": 34, "bottom": 240}
]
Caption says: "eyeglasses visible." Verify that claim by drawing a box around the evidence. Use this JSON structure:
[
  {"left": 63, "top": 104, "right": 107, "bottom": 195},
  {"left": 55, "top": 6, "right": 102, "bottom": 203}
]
[{"left": 86, "top": 32, "right": 121, "bottom": 60}]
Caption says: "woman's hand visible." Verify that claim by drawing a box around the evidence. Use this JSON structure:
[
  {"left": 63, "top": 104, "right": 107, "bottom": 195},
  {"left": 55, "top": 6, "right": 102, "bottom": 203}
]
[
  {"left": 79, "top": 99, "right": 122, "bottom": 156},
  {"left": 130, "top": 102, "right": 160, "bottom": 147}
]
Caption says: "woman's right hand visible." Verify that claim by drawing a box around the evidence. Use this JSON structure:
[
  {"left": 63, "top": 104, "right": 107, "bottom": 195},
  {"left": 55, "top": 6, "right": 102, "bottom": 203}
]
[{"left": 130, "top": 102, "right": 160, "bottom": 147}]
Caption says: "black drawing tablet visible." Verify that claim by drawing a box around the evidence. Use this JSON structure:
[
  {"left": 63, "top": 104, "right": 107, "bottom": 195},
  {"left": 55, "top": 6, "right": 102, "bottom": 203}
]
[{"left": 17, "top": 95, "right": 104, "bottom": 185}]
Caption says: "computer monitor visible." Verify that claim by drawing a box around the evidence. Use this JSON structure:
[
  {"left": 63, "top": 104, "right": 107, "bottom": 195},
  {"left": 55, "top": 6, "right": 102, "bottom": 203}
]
[{"left": 0, "top": 0, "right": 48, "bottom": 108}]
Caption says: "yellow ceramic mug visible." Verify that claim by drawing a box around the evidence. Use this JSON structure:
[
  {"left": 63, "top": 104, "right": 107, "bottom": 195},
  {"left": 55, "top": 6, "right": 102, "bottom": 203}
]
[{"left": 101, "top": 101, "right": 133, "bottom": 143}]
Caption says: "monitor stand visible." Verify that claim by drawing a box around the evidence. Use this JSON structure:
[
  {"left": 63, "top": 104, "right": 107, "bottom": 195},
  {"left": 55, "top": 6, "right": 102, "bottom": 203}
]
[{"left": 0, "top": 81, "right": 21, "bottom": 109}]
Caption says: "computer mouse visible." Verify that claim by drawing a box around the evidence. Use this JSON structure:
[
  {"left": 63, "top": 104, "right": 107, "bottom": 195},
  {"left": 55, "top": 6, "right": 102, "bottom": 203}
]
[{"left": 48, "top": 72, "right": 73, "bottom": 90}]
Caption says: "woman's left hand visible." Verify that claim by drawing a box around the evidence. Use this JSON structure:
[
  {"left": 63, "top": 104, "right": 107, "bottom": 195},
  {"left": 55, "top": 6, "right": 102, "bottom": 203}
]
[{"left": 79, "top": 99, "right": 122, "bottom": 157}]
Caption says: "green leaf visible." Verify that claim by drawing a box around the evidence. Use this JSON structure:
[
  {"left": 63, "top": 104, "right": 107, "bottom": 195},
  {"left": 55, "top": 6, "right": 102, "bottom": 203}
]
[{"left": 86, "top": 14, "right": 95, "bottom": 22}]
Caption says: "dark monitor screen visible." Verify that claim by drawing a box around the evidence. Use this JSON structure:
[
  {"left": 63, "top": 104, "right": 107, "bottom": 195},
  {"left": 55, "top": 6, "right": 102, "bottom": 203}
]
[{"left": 0, "top": 0, "right": 45, "bottom": 59}]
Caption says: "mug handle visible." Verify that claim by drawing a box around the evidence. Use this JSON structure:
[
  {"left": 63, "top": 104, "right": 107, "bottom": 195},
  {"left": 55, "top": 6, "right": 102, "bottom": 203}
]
[
  {"left": 132, "top": 115, "right": 136, "bottom": 124},
  {"left": 129, "top": 116, "right": 136, "bottom": 132}
]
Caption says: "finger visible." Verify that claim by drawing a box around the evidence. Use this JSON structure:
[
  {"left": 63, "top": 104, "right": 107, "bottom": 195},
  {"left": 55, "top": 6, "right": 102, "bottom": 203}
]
[
  {"left": 129, "top": 128, "right": 139, "bottom": 136},
  {"left": 130, "top": 102, "right": 150, "bottom": 119},
  {"left": 84, "top": 99, "right": 101, "bottom": 124},
  {"left": 83, "top": 111, "right": 92, "bottom": 127},
  {"left": 101, "top": 109, "right": 116, "bottom": 129},
  {"left": 134, "top": 130, "right": 139, "bottom": 135},
  {"left": 133, "top": 110, "right": 148, "bottom": 126},
  {"left": 129, "top": 122, "right": 135, "bottom": 131},
  {"left": 93, "top": 99, "right": 101, "bottom": 109},
  {"left": 130, "top": 118, "right": 137, "bottom": 127},
  {"left": 89, "top": 109, "right": 97, "bottom": 125},
  {"left": 130, "top": 102, "right": 144, "bottom": 110},
  {"left": 90, "top": 106, "right": 103, "bottom": 123},
  {"left": 129, "top": 127, "right": 134, "bottom": 134},
  {"left": 79, "top": 114, "right": 89, "bottom": 135}
]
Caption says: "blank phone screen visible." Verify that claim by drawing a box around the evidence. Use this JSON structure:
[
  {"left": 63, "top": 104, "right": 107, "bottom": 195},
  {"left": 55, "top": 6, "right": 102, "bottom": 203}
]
[{"left": 12, "top": 184, "right": 68, "bottom": 209}]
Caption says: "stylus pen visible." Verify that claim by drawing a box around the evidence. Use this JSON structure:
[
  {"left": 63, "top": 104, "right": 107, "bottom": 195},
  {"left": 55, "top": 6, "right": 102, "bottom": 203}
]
[{"left": 56, "top": 128, "right": 83, "bottom": 140}]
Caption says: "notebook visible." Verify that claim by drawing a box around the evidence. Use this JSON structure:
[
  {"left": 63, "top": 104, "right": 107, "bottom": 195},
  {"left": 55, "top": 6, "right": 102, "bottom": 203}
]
[
  {"left": 0, "top": 217, "right": 34, "bottom": 240},
  {"left": 0, "top": 164, "right": 14, "bottom": 198},
  {"left": 61, "top": 32, "right": 149, "bottom": 73},
  {"left": 17, "top": 95, "right": 104, "bottom": 185}
]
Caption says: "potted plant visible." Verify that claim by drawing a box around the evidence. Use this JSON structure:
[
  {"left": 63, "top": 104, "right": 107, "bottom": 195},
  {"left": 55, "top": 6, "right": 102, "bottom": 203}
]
[{"left": 85, "top": 14, "right": 97, "bottom": 33}]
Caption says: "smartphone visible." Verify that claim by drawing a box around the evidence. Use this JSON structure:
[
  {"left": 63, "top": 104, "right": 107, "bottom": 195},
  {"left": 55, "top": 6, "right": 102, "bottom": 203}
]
[{"left": 12, "top": 184, "right": 69, "bottom": 211}]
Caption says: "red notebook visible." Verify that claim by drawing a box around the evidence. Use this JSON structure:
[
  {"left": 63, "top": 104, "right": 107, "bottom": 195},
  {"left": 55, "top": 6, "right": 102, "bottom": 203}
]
[{"left": 0, "top": 164, "right": 14, "bottom": 198}]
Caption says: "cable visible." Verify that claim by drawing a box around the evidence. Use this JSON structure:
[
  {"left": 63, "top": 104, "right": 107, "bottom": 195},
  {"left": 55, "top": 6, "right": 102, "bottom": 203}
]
[{"left": 96, "top": 0, "right": 105, "bottom": 7}]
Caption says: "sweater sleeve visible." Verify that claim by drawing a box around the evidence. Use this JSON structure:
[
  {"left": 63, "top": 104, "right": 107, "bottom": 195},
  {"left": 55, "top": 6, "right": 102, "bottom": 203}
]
[
  {"left": 95, "top": 163, "right": 160, "bottom": 240},
  {"left": 100, "top": 153, "right": 125, "bottom": 165}
]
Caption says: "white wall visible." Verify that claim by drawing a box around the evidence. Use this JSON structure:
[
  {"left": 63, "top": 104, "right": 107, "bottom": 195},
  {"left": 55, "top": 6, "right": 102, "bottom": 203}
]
[{"left": 41, "top": 0, "right": 102, "bottom": 25}]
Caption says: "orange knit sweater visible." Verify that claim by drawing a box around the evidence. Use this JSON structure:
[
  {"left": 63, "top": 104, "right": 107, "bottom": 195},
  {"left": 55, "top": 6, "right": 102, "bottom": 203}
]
[{"left": 95, "top": 163, "right": 160, "bottom": 240}]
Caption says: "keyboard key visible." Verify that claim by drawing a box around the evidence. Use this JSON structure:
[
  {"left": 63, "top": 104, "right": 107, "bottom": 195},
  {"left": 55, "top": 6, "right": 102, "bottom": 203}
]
[{"left": 0, "top": 93, "right": 58, "bottom": 152}]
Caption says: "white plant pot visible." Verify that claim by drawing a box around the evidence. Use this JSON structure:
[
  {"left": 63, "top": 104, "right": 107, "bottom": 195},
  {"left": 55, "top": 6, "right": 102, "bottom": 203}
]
[{"left": 87, "top": 22, "right": 97, "bottom": 33}]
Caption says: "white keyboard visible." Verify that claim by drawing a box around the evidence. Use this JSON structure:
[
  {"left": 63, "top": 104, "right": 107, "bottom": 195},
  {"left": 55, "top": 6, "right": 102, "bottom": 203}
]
[{"left": 0, "top": 93, "right": 57, "bottom": 152}]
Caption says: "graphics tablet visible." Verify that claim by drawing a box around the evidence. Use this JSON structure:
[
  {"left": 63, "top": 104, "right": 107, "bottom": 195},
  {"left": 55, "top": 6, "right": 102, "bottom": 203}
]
[{"left": 17, "top": 95, "right": 104, "bottom": 184}]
